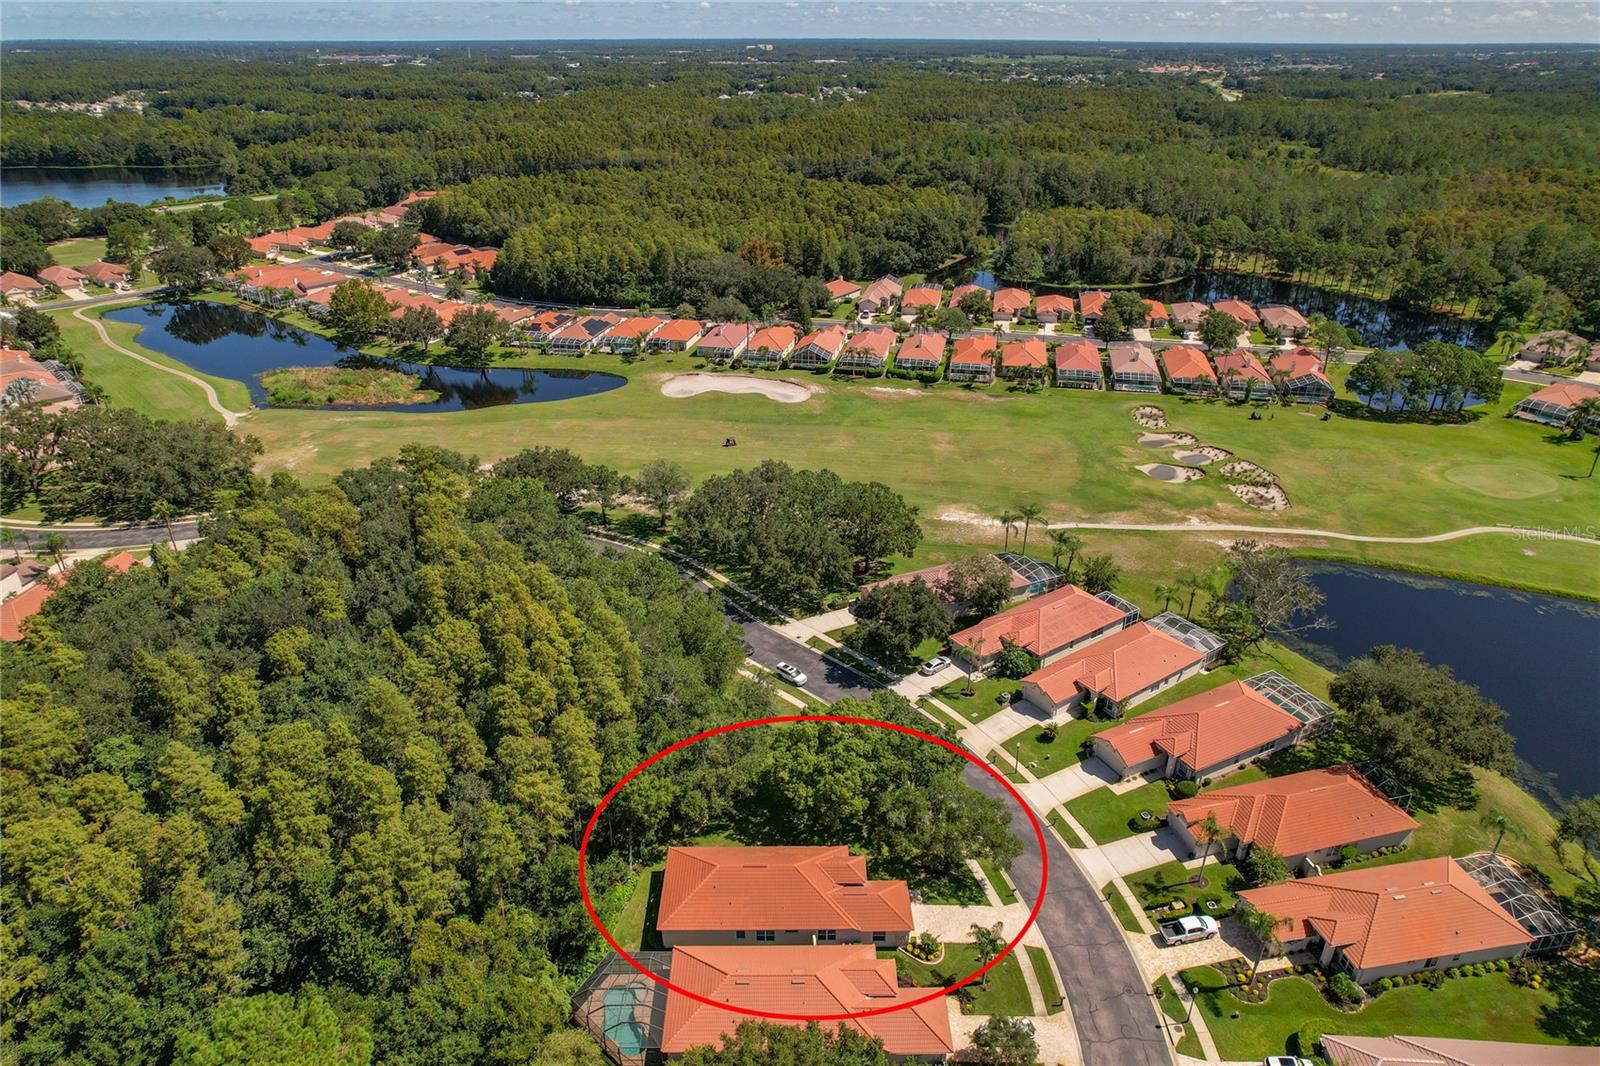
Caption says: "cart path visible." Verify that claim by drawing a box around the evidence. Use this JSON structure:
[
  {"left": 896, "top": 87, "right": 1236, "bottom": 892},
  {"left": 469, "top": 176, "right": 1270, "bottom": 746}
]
[
  {"left": 937, "top": 511, "right": 1599, "bottom": 546},
  {"left": 72, "top": 305, "right": 250, "bottom": 428}
]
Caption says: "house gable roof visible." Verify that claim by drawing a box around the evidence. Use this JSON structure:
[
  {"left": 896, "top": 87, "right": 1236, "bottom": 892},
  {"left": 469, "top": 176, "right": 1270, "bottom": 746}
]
[
  {"left": 1000, "top": 337, "right": 1047, "bottom": 368},
  {"left": 1169, "top": 766, "right": 1417, "bottom": 857},
  {"left": 1024, "top": 622, "right": 1205, "bottom": 706},
  {"left": 1520, "top": 380, "right": 1600, "bottom": 411},
  {"left": 950, "top": 335, "right": 997, "bottom": 365},
  {"left": 1034, "top": 294, "right": 1075, "bottom": 315},
  {"left": 1108, "top": 342, "right": 1158, "bottom": 375},
  {"left": 1213, "top": 348, "right": 1271, "bottom": 383},
  {"left": 1093, "top": 679, "right": 1301, "bottom": 768},
  {"left": 1160, "top": 345, "right": 1216, "bottom": 381},
  {"left": 896, "top": 333, "right": 945, "bottom": 363},
  {"left": 1054, "top": 339, "right": 1102, "bottom": 372},
  {"left": 1212, "top": 299, "right": 1259, "bottom": 325},
  {"left": 657, "top": 846, "right": 912, "bottom": 934},
  {"left": 951, "top": 583, "right": 1128, "bottom": 660}
]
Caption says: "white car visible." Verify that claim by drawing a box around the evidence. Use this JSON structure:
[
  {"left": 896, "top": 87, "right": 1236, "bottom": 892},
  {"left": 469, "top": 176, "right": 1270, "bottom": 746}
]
[
  {"left": 1158, "top": 915, "right": 1219, "bottom": 946},
  {"left": 919, "top": 656, "right": 951, "bottom": 676},
  {"left": 1264, "top": 1058, "right": 1315, "bottom": 1066},
  {"left": 774, "top": 662, "right": 808, "bottom": 686}
]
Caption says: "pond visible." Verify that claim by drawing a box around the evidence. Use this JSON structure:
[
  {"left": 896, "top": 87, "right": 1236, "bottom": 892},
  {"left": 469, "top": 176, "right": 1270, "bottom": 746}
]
[
  {"left": 2, "top": 166, "right": 229, "bottom": 207},
  {"left": 103, "top": 301, "right": 625, "bottom": 412},
  {"left": 1282, "top": 563, "right": 1600, "bottom": 808}
]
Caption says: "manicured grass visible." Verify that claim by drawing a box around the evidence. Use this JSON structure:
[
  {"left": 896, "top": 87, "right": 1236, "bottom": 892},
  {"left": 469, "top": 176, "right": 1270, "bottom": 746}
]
[
  {"left": 1047, "top": 809, "right": 1087, "bottom": 849},
  {"left": 1101, "top": 882, "right": 1145, "bottom": 934},
  {"left": 915, "top": 700, "right": 966, "bottom": 736},
  {"left": 976, "top": 857, "right": 1019, "bottom": 905},
  {"left": 997, "top": 719, "right": 1096, "bottom": 776},
  {"left": 610, "top": 869, "right": 664, "bottom": 952},
  {"left": 48, "top": 237, "right": 108, "bottom": 268},
  {"left": 1065, "top": 781, "right": 1173, "bottom": 845},
  {"left": 1186, "top": 969, "right": 1577, "bottom": 1061},
  {"left": 886, "top": 942, "right": 1034, "bottom": 1016},
  {"left": 1126, "top": 859, "right": 1244, "bottom": 916},
  {"left": 935, "top": 676, "right": 1024, "bottom": 723},
  {"left": 986, "top": 748, "right": 1029, "bottom": 785},
  {"left": 1155, "top": 975, "right": 1204, "bottom": 1058},
  {"left": 1025, "top": 946, "right": 1064, "bottom": 1014}
]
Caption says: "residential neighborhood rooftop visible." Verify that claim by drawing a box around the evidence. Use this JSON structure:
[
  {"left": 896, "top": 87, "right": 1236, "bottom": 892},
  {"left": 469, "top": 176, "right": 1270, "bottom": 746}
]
[
  {"left": 949, "top": 582, "right": 1132, "bottom": 660},
  {"left": 1320, "top": 1033, "right": 1600, "bottom": 1066},
  {"left": 1092, "top": 677, "right": 1305, "bottom": 771},
  {"left": 656, "top": 846, "right": 912, "bottom": 934},
  {"left": 1168, "top": 765, "right": 1418, "bottom": 859},
  {"left": 1021, "top": 617, "right": 1208, "bottom": 707}
]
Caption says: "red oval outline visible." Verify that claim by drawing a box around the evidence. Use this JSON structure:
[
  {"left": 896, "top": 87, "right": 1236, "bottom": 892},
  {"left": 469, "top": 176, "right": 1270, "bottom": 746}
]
[{"left": 577, "top": 713, "right": 1049, "bottom": 1022}]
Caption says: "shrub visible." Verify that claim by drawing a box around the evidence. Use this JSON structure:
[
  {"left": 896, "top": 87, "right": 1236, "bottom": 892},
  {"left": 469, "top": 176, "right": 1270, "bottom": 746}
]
[
  {"left": 1339, "top": 844, "right": 1359, "bottom": 866},
  {"left": 1173, "top": 779, "right": 1200, "bottom": 799},
  {"left": 1377, "top": 977, "right": 1393, "bottom": 992},
  {"left": 1495, "top": 959, "right": 1509, "bottom": 971},
  {"left": 1295, "top": 1023, "right": 1326, "bottom": 1059},
  {"left": 1328, "top": 972, "right": 1364, "bottom": 1006}
]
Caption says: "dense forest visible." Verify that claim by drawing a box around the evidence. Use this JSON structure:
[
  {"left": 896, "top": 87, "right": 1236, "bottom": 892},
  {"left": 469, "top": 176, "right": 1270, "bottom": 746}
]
[
  {"left": 0, "top": 445, "right": 1018, "bottom": 1064},
  {"left": 2, "top": 42, "right": 1597, "bottom": 331}
]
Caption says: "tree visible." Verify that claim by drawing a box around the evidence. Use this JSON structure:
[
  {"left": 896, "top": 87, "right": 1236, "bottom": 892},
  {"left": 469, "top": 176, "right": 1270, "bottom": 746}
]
[
  {"left": 1154, "top": 583, "right": 1179, "bottom": 612},
  {"left": 444, "top": 272, "right": 467, "bottom": 301},
  {"left": 390, "top": 305, "right": 444, "bottom": 352},
  {"left": 325, "top": 279, "right": 391, "bottom": 344},
  {"left": 172, "top": 991, "right": 373, "bottom": 1066},
  {"left": 676, "top": 1021, "right": 888, "bottom": 1066},
  {"left": 995, "top": 509, "right": 1021, "bottom": 551},
  {"left": 105, "top": 219, "right": 150, "bottom": 270},
  {"left": 958, "top": 288, "right": 993, "bottom": 322},
  {"left": 330, "top": 219, "right": 372, "bottom": 249},
  {"left": 1243, "top": 845, "right": 1290, "bottom": 887},
  {"left": 1078, "top": 554, "right": 1120, "bottom": 595},
  {"left": 1566, "top": 396, "right": 1600, "bottom": 441},
  {"left": 1198, "top": 308, "right": 1242, "bottom": 352},
  {"left": 990, "top": 638, "right": 1039, "bottom": 680},
  {"left": 852, "top": 578, "right": 953, "bottom": 668},
  {"left": 1047, "top": 529, "right": 1083, "bottom": 576},
  {"left": 150, "top": 244, "right": 217, "bottom": 294},
  {"left": 444, "top": 306, "right": 508, "bottom": 361},
  {"left": 969, "top": 921, "right": 1005, "bottom": 988},
  {"left": 1093, "top": 303, "right": 1129, "bottom": 341},
  {"left": 496, "top": 446, "right": 590, "bottom": 510},
  {"left": 836, "top": 481, "right": 921, "bottom": 577},
  {"left": 150, "top": 498, "right": 179, "bottom": 548},
  {"left": 4, "top": 377, "right": 41, "bottom": 409},
  {"left": 943, "top": 554, "right": 1013, "bottom": 616},
  {"left": 1015, "top": 503, "right": 1044, "bottom": 557},
  {"left": 634, "top": 458, "right": 689, "bottom": 528},
  {"left": 929, "top": 306, "right": 971, "bottom": 337},
  {"left": 1224, "top": 539, "right": 1329, "bottom": 634},
  {"left": 1238, "top": 905, "right": 1284, "bottom": 984},
  {"left": 1554, "top": 795, "right": 1600, "bottom": 874},
  {"left": 38, "top": 531, "right": 69, "bottom": 574},
  {"left": 971, "top": 1016, "right": 1037, "bottom": 1066},
  {"left": 585, "top": 464, "right": 629, "bottom": 521},
  {"left": 1191, "top": 811, "right": 1224, "bottom": 886},
  {"left": 1480, "top": 809, "right": 1527, "bottom": 861},
  {"left": 362, "top": 225, "right": 419, "bottom": 271},
  {"left": 206, "top": 233, "right": 251, "bottom": 271}
]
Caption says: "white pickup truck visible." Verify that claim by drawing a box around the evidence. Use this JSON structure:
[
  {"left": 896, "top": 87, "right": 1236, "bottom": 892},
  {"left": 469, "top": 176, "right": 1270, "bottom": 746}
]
[{"left": 1158, "top": 915, "right": 1220, "bottom": 946}]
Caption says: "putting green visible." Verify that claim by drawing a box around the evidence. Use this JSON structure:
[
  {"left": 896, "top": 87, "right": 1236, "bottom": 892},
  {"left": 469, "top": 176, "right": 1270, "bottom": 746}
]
[{"left": 1443, "top": 463, "right": 1560, "bottom": 500}]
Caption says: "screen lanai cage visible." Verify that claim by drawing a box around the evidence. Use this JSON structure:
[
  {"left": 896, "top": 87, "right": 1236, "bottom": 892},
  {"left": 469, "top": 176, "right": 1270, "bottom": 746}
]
[
  {"left": 1459, "top": 851, "right": 1580, "bottom": 956},
  {"left": 1242, "top": 670, "right": 1335, "bottom": 735},
  {"left": 573, "top": 951, "right": 671, "bottom": 1066},
  {"left": 995, "top": 551, "right": 1069, "bottom": 596}
]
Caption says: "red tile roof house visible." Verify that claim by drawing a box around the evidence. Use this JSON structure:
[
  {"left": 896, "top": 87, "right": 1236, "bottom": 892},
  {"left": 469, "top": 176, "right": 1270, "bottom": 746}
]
[
  {"left": 601, "top": 314, "right": 665, "bottom": 354},
  {"left": 856, "top": 275, "right": 903, "bottom": 316},
  {"left": 1319, "top": 1033, "right": 1600, "bottom": 1066},
  {"left": 1514, "top": 380, "right": 1600, "bottom": 431},
  {"left": 1053, "top": 339, "right": 1103, "bottom": 389},
  {"left": 949, "top": 583, "right": 1138, "bottom": 671},
  {"left": 899, "top": 285, "right": 944, "bottom": 319},
  {"left": 863, "top": 555, "right": 1029, "bottom": 609},
  {"left": 1, "top": 348, "right": 82, "bottom": 412},
  {"left": 80, "top": 261, "right": 133, "bottom": 290},
  {"left": 1169, "top": 301, "right": 1209, "bottom": 333},
  {"left": 946, "top": 283, "right": 985, "bottom": 312},
  {"left": 1020, "top": 613, "right": 1222, "bottom": 720},
  {"left": 1143, "top": 299, "right": 1169, "bottom": 328},
  {"left": 1108, "top": 342, "right": 1161, "bottom": 392},
  {"left": 1212, "top": 299, "right": 1259, "bottom": 327},
  {"left": 1272, "top": 347, "right": 1335, "bottom": 404},
  {"left": 695, "top": 322, "right": 756, "bottom": 363},
  {"left": 824, "top": 278, "right": 862, "bottom": 303},
  {"left": 549, "top": 313, "right": 624, "bottom": 353},
  {"left": 37, "top": 265, "right": 86, "bottom": 290},
  {"left": 740, "top": 324, "right": 797, "bottom": 368},
  {"left": 511, "top": 310, "right": 577, "bottom": 345},
  {"left": 650, "top": 317, "right": 706, "bottom": 352},
  {"left": 0, "top": 273, "right": 46, "bottom": 301},
  {"left": 2, "top": 551, "right": 141, "bottom": 642},
  {"left": 1212, "top": 348, "right": 1272, "bottom": 399},
  {"left": 1259, "top": 304, "right": 1310, "bottom": 338},
  {"left": 1168, "top": 766, "right": 1417, "bottom": 873},
  {"left": 947, "top": 335, "right": 997, "bottom": 383},
  {"left": 835, "top": 327, "right": 896, "bottom": 374},
  {"left": 790, "top": 325, "right": 849, "bottom": 369},
  {"left": 1089, "top": 673, "right": 1320, "bottom": 780},
  {"left": 660, "top": 945, "right": 954, "bottom": 1061},
  {"left": 656, "top": 846, "right": 913, "bottom": 948},
  {"left": 1237, "top": 856, "right": 1535, "bottom": 984},
  {"left": 893, "top": 332, "right": 945, "bottom": 374},
  {"left": 1518, "top": 329, "right": 1594, "bottom": 369},
  {"left": 991, "top": 287, "right": 1032, "bottom": 325},
  {"left": 1077, "top": 290, "right": 1110, "bottom": 325},
  {"left": 1034, "top": 294, "right": 1075, "bottom": 331},
  {"left": 999, "top": 337, "right": 1048, "bottom": 380},
  {"left": 1159, "top": 345, "right": 1218, "bottom": 395}
]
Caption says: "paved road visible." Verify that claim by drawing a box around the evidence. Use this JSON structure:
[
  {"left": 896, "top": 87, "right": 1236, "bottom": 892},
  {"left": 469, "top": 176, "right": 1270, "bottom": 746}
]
[
  {"left": 0, "top": 520, "right": 199, "bottom": 550},
  {"left": 965, "top": 764, "right": 1171, "bottom": 1066}
]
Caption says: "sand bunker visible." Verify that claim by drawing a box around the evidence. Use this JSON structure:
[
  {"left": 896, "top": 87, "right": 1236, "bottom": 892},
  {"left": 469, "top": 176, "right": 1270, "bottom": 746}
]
[
  {"left": 660, "top": 373, "right": 812, "bottom": 403},
  {"left": 1228, "top": 483, "right": 1290, "bottom": 511},
  {"left": 1132, "top": 405, "right": 1168, "bottom": 428},
  {"left": 1138, "top": 431, "right": 1199, "bottom": 448},
  {"left": 1138, "top": 463, "right": 1205, "bottom": 483}
]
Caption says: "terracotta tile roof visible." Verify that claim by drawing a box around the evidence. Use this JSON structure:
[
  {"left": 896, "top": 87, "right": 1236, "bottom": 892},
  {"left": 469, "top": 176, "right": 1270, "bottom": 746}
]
[
  {"left": 992, "top": 287, "right": 1032, "bottom": 314},
  {"left": 1024, "top": 622, "right": 1206, "bottom": 706},
  {"left": 1160, "top": 345, "right": 1216, "bottom": 381},
  {"left": 1213, "top": 348, "right": 1271, "bottom": 383},
  {"left": 1272, "top": 348, "right": 1330, "bottom": 385},
  {"left": 38, "top": 265, "right": 85, "bottom": 287},
  {"left": 80, "top": 261, "right": 130, "bottom": 284},
  {"left": 487, "top": 304, "right": 535, "bottom": 326},
  {"left": 653, "top": 318, "right": 705, "bottom": 344},
  {"left": 950, "top": 335, "right": 997, "bottom": 366},
  {"left": 841, "top": 328, "right": 895, "bottom": 359},
  {"left": 698, "top": 323, "right": 755, "bottom": 350},
  {"left": 951, "top": 583, "right": 1127, "bottom": 659},
  {"left": 1259, "top": 305, "right": 1308, "bottom": 332},
  {"left": 1239, "top": 857, "right": 1533, "bottom": 971},
  {"left": 1108, "top": 342, "right": 1158, "bottom": 376},
  {"left": 1520, "top": 380, "right": 1600, "bottom": 410},
  {"left": 825, "top": 278, "right": 862, "bottom": 300},
  {"left": 0, "top": 272, "right": 44, "bottom": 291},
  {"left": 863, "top": 557, "right": 1028, "bottom": 605},
  {"left": 605, "top": 315, "right": 664, "bottom": 340},
  {"left": 747, "top": 325, "right": 797, "bottom": 353},
  {"left": 901, "top": 285, "right": 943, "bottom": 310},
  {"left": 1169, "top": 766, "right": 1417, "bottom": 857},
  {"left": 797, "top": 325, "right": 849, "bottom": 355},
  {"left": 1034, "top": 294, "right": 1075, "bottom": 316},
  {"left": 0, "top": 347, "right": 34, "bottom": 364},
  {"left": 657, "top": 846, "right": 912, "bottom": 934},
  {"left": 1320, "top": 1033, "right": 1600, "bottom": 1066},
  {"left": 1053, "top": 339, "right": 1102, "bottom": 373},
  {"left": 860, "top": 276, "right": 902, "bottom": 305},
  {"left": 1078, "top": 290, "right": 1110, "bottom": 316},
  {"left": 2, "top": 552, "right": 142, "bottom": 642},
  {"left": 1169, "top": 301, "right": 1209, "bottom": 327},
  {"left": 1212, "top": 299, "right": 1259, "bottom": 325},
  {"left": 947, "top": 284, "right": 984, "bottom": 308},
  {"left": 896, "top": 333, "right": 945, "bottom": 365},
  {"left": 1000, "top": 337, "right": 1048, "bottom": 369},
  {"left": 1143, "top": 298, "right": 1168, "bottom": 322},
  {"left": 661, "top": 945, "right": 954, "bottom": 1056},
  {"left": 1094, "top": 679, "right": 1300, "bottom": 769}
]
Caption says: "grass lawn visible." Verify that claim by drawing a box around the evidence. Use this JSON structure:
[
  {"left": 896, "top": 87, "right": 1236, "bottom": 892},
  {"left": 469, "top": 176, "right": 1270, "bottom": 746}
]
[
  {"left": 886, "top": 942, "right": 1034, "bottom": 1017},
  {"left": 986, "top": 748, "right": 1029, "bottom": 785},
  {"left": 48, "top": 237, "right": 108, "bottom": 268},
  {"left": 1025, "top": 946, "right": 1064, "bottom": 1014},
  {"left": 1126, "top": 859, "right": 1244, "bottom": 916},
  {"left": 1101, "top": 882, "right": 1145, "bottom": 934},
  {"left": 1065, "top": 780, "right": 1173, "bottom": 845},
  {"left": 976, "top": 857, "right": 1019, "bottom": 905},
  {"left": 997, "top": 719, "right": 1098, "bottom": 776},
  {"left": 1047, "top": 809, "right": 1087, "bottom": 849},
  {"left": 1155, "top": 975, "right": 1204, "bottom": 1058},
  {"left": 907, "top": 862, "right": 989, "bottom": 907},
  {"left": 935, "top": 676, "right": 1024, "bottom": 723},
  {"left": 915, "top": 699, "right": 966, "bottom": 735},
  {"left": 1185, "top": 968, "right": 1581, "bottom": 1060},
  {"left": 825, "top": 623, "right": 944, "bottom": 674},
  {"left": 610, "top": 869, "right": 664, "bottom": 951}
]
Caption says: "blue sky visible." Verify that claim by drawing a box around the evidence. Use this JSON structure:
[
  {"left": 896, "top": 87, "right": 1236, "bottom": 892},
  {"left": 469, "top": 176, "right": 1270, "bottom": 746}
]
[{"left": 4, "top": 1, "right": 1597, "bottom": 44}]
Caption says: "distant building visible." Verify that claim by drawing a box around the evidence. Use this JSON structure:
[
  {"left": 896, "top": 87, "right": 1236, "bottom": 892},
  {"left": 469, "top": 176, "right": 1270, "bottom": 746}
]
[
  {"left": 1271, "top": 347, "right": 1334, "bottom": 404},
  {"left": 602, "top": 315, "right": 665, "bottom": 353},
  {"left": 835, "top": 327, "right": 895, "bottom": 373},
  {"left": 900, "top": 285, "right": 944, "bottom": 317},
  {"left": 693, "top": 323, "right": 755, "bottom": 363},
  {"left": 1021, "top": 613, "right": 1222, "bottom": 719},
  {"left": 37, "top": 265, "right": 86, "bottom": 289},
  {"left": 946, "top": 335, "right": 997, "bottom": 383},
  {"left": 894, "top": 332, "right": 945, "bottom": 374},
  {"left": 1159, "top": 345, "right": 1217, "bottom": 394},
  {"left": 823, "top": 278, "right": 862, "bottom": 303},
  {"left": 1514, "top": 380, "right": 1600, "bottom": 429},
  {"left": 1169, "top": 301, "right": 1209, "bottom": 332},
  {"left": 1321, "top": 1034, "right": 1600, "bottom": 1066},
  {"left": 856, "top": 275, "right": 903, "bottom": 315},
  {"left": 1213, "top": 348, "right": 1272, "bottom": 399},
  {"left": 1143, "top": 298, "right": 1169, "bottom": 328},
  {"left": 790, "top": 325, "right": 849, "bottom": 369},
  {"left": 991, "top": 287, "right": 1032, "bottom": 324},
  {"left": 949, "top": 583, "right": 1138, "bottom": 668},
  {"left": 1108, "top": 342, "right": 1161, "bottom": 392},
  {"left": 1053, "top": 338, "right": 1103, "bottom": 389},
  {"left": 650, "top": 318, "right": 706, "bottom": 352},
  {"left": 0, "top": 273, "right": 45, "bottom": 301},
  {"left": 1259, "top": 304, "right": 1310, "bottom": 337},
  {"left": 1034, "top": 294, "right": 1075, "bottom": 330},
  {"left": 741, "top": 324, "right": 797, "bottom": 367},
  {"left": 1212, "top": 299, "right": 1259, "bottom": 327},
  {"left": 80, "top": 261, "right": 132, "bottom": 289},
  {"left": 1078, "top": 290, "right": 1110, "bottom": 324},
  {"left": 1518, "top": 329, "right": 1592, "bottom": 368},
  {"left": 998, "top": 337, "right": 1048, "bottom": 379}
]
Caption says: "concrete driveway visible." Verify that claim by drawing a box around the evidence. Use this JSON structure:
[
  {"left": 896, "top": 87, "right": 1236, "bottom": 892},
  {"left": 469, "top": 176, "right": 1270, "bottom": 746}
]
[{"left": 1095, "top": 826, "right": 1196, "bottom": 878}]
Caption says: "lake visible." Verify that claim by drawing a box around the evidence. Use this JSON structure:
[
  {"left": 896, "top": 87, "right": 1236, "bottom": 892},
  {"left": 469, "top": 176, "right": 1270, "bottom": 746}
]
[
  {"left": 1283, "top": 563, "right": 1600, "bottom": 808},
  {"left": 1, "top": 166, "right": 228, "bottom": 207},
  {"left": 104, "top": 301, "right": 626, "bottom": 412}
]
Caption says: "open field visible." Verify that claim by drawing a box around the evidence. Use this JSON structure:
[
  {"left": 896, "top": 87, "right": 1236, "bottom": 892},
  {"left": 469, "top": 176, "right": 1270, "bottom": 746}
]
[{"left": 48, "top": 237, "right": 109, "bottom": 268}]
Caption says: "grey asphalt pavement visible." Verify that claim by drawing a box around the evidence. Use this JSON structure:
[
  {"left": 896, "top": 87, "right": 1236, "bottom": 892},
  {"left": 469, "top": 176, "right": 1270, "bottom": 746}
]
[{"left": 1, "top": 520, "right": 199, "bottom": 550}]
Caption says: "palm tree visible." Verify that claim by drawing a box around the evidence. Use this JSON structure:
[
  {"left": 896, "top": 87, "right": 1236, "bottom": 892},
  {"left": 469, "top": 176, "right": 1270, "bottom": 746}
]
[
  {"left": 1180, "top": 572, "right": 1207, "bottom": 618},
  {"left": 996, "top": 509, "right": 1021, "bottom": 552},
  {"left": 1238, "top": 905, "right": 1284, "bottom": 984},
  {"left": 949, "top": 638, "right": 980, "bottom": 696},
  {"left": 0, "top": 528, "right": 21, "bottom": 565},
  {"left": 150, "top": 499, "right": 179, "bottom": 549},
  {"left": 1191, "top": 812, "right": 1224, "bottom": 888},
  {"left": 1480, "top": 809, "right": 1527, "bottom": 861},
  {"left": 1016, "top": 503, "right": 1044, "bottom": 557},
  {"left": 1049, "top": 530, "right": 1084, "bottom": 578},
  {"left": 1154, "top": 583, "right": 1179, "bottom": 613},
  {"left": 38, "top": 532, "right": 69, "bottom": 575},
  {"left": 969, "top": 921, "right": 1005, "bottom": 989}
]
